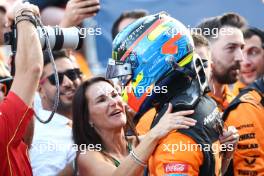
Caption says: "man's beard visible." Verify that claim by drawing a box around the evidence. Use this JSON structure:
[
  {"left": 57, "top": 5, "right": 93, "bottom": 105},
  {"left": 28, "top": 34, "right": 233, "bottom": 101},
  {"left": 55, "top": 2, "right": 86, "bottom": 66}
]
[
  {"left": 56, "top": 97, "right": 72, "bottom": 116},
  {"left": 213, "top": 64, "right": 240, "bottom": 84},
  {"left": 56, "top": 87, "right": 76, "bottom": 116}
]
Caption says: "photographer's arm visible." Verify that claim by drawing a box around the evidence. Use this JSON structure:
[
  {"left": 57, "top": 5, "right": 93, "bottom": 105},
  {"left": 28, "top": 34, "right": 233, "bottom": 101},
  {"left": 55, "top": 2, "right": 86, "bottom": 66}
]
[
  {"left": 9, "top": 4, "right": 43, "bottom": 106},
  {"left": 0, "top": 2, "right": 42, "bottom": 144}
]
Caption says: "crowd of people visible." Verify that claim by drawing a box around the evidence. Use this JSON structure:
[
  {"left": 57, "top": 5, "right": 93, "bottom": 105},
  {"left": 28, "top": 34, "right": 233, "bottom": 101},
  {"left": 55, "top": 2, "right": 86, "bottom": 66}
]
[{"left": 0, "top": 1, "right": 263, "bottom": 176}]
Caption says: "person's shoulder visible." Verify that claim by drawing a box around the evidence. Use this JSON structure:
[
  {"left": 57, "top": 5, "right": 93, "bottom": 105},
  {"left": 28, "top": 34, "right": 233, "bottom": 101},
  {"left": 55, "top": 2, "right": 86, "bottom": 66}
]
[
  {"left": 4, "top": 91, "right": 27, "bottom": 107},
  {"left": 78, "top": 150, "right": 104, "bottom": 167},
  {"left": 224, "top": 89, "right": 263, "bottom": 121},
  {"left": 225, "top": 90, "right": 263, "bottom": 124},
  {"left": 239, "top": 90, "right": 262, "bottom": 107},
  {"left": 77, "top": 150, "right": 115, "bottom": 171},
  {"left": 0, "top": 91, "right": 34, "bottom": 119},
  {"left": 77, "top": 150, "right": 117, "bottom": 175},
  {"left": 78, "top": 150, "right": 103, "bottom": 159},
  {"left": 229, "top": 89, "right": 262, "bottom": 112}
]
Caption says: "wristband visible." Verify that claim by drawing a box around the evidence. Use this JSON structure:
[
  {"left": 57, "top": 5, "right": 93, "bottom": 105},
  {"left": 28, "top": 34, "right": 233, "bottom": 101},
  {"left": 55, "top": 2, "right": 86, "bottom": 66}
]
[
  {"left": 15, "top": 15, "right": 37, "bottom": 27},
  {"left": 15, "top": 9, "right": 34, "bottom": 17},
  {"left": 129, "top": 149, "right": 147, "bottom": 167}
]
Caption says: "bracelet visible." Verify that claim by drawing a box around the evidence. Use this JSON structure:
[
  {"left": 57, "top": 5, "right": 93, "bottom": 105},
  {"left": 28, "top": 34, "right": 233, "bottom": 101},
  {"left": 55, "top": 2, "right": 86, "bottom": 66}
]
[
  {"left": 15, "top": 9, "right": 34, "bottom": 17},
  {"left": 15, "top": 15, "right": 37, "bottom": 27},
  {"left": 129, "top": 150, "right": 147, "bottom": 167}
]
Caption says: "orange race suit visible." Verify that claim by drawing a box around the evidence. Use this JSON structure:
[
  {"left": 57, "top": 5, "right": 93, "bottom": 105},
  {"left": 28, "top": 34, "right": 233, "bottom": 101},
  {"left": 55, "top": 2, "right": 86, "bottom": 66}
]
[
  {"left": 223, "top": 77, "right": 264, "bottom": 176},
  {"left": 146, "top": 94, "right": 223, "bottom": 176},
  {"left": 230, "top": 81, "right": 246, "bottom": 97},
  {"left": 133, "top": 70, "right": 224, "bottom": 176},
  {"left": 208, "top": 85, "right": 235, "bottom": 112}
]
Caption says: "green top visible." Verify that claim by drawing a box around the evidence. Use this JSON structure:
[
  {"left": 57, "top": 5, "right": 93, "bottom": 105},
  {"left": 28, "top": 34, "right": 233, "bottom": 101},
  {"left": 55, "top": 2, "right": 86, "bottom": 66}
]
[{"left": 102, "top": 142, "right": 132, "bottom": 167}]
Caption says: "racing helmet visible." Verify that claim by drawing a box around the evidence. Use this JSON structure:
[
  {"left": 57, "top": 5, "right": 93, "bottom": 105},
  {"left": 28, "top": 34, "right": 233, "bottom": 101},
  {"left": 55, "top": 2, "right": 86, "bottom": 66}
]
[{"left": 106, "top": 12, "right": 207, "bottom": 120}]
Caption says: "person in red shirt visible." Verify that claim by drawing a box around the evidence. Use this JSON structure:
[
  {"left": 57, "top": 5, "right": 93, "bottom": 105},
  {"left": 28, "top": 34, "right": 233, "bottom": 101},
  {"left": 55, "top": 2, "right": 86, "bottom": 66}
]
[{"left": 0, "top": 1, "right": 42, "bottom": 176}]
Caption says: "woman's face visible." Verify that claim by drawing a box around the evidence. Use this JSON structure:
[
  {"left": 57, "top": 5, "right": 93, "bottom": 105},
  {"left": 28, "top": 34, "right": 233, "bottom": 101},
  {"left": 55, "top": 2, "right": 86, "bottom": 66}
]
[{"left": 86, "top": 81, "right": 126, "bottom": 130}]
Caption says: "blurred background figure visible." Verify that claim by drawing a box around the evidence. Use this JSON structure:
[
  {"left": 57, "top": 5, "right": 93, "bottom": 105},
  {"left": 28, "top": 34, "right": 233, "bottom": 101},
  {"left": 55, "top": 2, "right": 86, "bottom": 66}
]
[
  {"left": 3, "top": 1, "right": 264, "bottom": 77},
  {"left": 0, "top": 3, "right": 7, "bottom": 46},
  {"left": 0, "top": 2, "right": 11, "bottom": 101},
  {"left": 231, "top": 27, "right": 264, "bottom": 96},
  {"left": 241, "top": 27, "right": 264, "bottom": 84},
  {"left": 0, "top": 59, "right": 11, "bottom": 102},
  {"left": 111, "top": 9, "right": 148, "bottom": 40},
  {"left": 32, "top": 0, "right": 100, "bottom": 27},
  {"left": 92, "top": 0, "right": 264, "bottom": 71},
  {"left": 0, "top": 2, "right": 9, "bottom": 63}
]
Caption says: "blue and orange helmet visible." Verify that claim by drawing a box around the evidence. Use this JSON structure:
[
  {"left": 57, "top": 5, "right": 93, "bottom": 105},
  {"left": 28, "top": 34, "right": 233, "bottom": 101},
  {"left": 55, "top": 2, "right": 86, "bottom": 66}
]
[{"left": 106, "top": 12, "right": 196, "bottom": 119}]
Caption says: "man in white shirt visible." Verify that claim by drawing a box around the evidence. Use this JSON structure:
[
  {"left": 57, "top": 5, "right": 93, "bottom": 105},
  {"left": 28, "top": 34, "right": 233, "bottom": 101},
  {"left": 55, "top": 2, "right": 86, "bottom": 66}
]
[
  {"left": 30, "top": 50, "right": 82, "bottom": 176},
  {"left": 30, "top": 109, "right": 75, "bottom": 175}
]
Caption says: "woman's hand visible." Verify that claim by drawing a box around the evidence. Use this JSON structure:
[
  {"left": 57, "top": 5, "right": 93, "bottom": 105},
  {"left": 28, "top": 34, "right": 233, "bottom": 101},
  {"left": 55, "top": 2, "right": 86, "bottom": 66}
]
[{"left": 149, "top": 103, "right": 196, "bottom": 140}]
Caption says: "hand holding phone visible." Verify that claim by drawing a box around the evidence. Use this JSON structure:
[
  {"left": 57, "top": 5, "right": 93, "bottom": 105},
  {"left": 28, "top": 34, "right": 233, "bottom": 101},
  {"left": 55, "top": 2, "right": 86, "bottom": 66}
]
[{"left": 60, "top": 0, "right": 100, "bottom": 27}]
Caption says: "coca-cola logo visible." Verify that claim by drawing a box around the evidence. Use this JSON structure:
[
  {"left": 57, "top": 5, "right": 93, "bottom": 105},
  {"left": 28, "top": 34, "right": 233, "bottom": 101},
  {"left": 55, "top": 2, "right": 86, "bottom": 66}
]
[{"left": 163, "top": 163, "right": 188, "bottom": 173}]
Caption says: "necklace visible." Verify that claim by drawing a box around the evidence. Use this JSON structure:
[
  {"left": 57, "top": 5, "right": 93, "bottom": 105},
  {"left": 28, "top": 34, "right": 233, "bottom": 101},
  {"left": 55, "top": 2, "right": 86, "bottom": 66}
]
[{"left": 102, "top": 142, "right": 132, "bottom": 167}]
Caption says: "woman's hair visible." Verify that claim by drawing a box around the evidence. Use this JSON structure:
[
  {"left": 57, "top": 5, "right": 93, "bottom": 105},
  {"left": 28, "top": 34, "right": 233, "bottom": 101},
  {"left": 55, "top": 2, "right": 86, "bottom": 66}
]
[{"left": 72, "top": 76, "right": 138, "bottom": 151}]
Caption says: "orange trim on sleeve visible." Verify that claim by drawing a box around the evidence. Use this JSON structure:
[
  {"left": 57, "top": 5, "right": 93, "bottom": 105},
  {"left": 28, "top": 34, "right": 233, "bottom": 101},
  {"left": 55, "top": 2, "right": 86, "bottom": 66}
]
[{"left": 6, "top": 107, "right": 30, "bottom": 176}]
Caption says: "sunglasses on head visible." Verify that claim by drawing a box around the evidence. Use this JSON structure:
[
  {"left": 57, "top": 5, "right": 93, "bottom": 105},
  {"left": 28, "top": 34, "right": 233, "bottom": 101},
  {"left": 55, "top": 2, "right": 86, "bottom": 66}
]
[{"left": 41, "top": 68, "right": 82, "bottom": 86}]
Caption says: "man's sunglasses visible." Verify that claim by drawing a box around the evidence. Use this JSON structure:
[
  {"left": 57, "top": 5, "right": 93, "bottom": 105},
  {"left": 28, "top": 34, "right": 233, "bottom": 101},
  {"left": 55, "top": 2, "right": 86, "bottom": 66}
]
[{"left": 40, "top": 68, "right": 82, "bottom": 86}]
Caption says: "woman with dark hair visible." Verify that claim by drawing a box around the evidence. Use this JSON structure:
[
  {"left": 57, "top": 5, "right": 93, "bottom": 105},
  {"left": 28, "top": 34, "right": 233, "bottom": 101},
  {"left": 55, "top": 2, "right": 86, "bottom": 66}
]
[{"left": 72, "top": 77, "right": 196, "bottom": 176}]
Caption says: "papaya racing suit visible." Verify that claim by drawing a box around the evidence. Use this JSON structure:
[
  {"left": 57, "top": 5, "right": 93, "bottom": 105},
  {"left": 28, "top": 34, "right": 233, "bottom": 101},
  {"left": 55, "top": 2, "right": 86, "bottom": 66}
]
[{"left": 223, "top": 77, "right": 264, "bottom": 176}]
